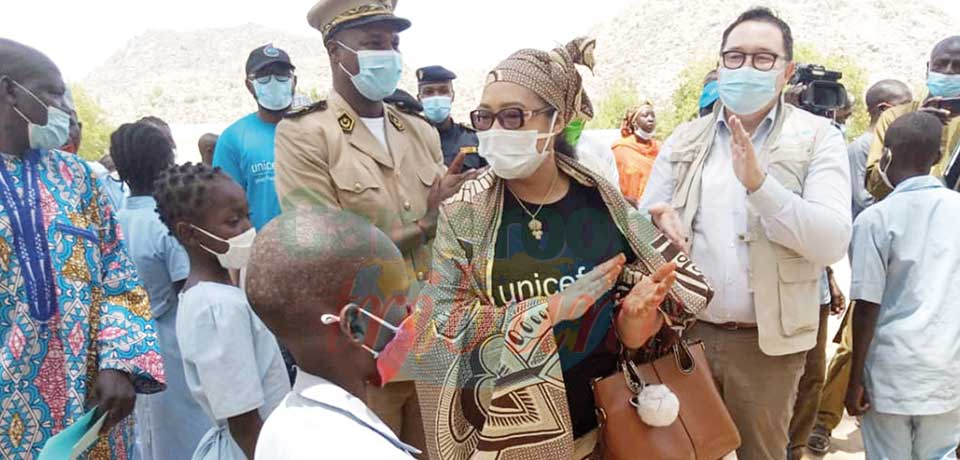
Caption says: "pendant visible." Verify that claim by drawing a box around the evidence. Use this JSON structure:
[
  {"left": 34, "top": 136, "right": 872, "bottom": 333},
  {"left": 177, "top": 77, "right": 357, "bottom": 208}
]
[{"left": 528, "top": 218, "right": 544, "bottom": 241}]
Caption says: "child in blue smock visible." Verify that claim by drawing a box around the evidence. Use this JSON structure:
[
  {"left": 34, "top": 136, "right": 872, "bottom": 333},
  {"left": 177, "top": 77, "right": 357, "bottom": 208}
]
[
  {"left": 110, "top": 122, "right": 212, "bottom": 460},
  {"left": 154, "top": 162, "right": 289, "bottom": 460},
  {"left": 846, "top": 112, "right": 960, "bottom": 459}
]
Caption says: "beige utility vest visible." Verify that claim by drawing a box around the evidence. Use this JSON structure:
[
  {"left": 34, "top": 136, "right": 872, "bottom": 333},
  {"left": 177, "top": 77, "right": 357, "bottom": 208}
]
[{"left": 667, "top": 103, "right": 832, "bottom": 356}]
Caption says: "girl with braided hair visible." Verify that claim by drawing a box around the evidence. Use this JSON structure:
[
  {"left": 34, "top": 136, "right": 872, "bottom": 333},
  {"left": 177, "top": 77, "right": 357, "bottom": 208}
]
[
  {"left": 153, "top": 162, "right": 289, "bottom": 460},
  {"left": 110, "top": 122, "right": 212, "bottom": 460}
]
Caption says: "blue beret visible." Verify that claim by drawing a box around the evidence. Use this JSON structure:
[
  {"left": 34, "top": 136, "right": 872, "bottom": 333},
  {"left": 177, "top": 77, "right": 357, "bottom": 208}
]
[{"left": 417, "top": 65, "right": 457, "bottom": 84}]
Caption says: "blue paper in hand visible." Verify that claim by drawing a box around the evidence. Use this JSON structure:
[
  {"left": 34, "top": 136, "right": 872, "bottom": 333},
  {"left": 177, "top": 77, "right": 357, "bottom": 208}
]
[{"left": 38, "top": 407, "right": 108, "bottom": 460}]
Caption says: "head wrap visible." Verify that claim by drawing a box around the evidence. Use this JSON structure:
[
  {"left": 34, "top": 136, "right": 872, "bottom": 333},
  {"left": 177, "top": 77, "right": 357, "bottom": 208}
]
[
  {"left": 620, "top": 101, "right": 655, "bottom": 136},
  {"left": 486, "top": 37, "right": 596, "bottom": 127}
]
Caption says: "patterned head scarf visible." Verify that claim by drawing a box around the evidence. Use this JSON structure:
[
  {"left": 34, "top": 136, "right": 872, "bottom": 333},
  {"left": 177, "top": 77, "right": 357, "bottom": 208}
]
[
  {"left": 485, "top": 37, "right": 596, "bottom": 127},
  {"left": 620, "top": 100, "right": 654, "bottom": 136}
]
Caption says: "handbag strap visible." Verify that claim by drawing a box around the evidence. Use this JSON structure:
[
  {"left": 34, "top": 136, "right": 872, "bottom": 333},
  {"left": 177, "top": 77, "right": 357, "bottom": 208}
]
[{"left": 614, "top": 307, "right": 678, "bottom": 393}]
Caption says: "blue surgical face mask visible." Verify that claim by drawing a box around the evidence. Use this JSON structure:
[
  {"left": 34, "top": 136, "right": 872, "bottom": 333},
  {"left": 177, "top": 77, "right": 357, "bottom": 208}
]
[
  {"left": 422, "top": 96, "right": 452, "bottom": 123},
  {"left": 252, "top": 76, "right": 294, "bottom": 111},
  {"left": 718, "top": 66, "right": 783, "bottom": 115},
  {"left": 337, "top": 42, "right": 403, "bottom": 102},
  {"left": 8, "top": 79, "right": 70, "bottom": 151},
  {"left": 927, "top": 71, "right": 960, "bottom": 98}
]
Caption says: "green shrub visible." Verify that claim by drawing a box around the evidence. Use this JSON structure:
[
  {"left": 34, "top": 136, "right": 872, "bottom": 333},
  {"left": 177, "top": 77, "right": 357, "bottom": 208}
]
[
  {"left": 657, "top": 56, "right": 718, "bottom": 138},
  {"left": 70, "top": 85, "right": 115, "bottom": 162},
  {"left": 586, "top": 79, "right": 640, "bottom": 130}
]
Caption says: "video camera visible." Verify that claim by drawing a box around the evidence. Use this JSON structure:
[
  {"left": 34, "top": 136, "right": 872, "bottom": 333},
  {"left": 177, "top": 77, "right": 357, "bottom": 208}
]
[{"left": 789, "top": 64, "right": 848, "bottom": 117}]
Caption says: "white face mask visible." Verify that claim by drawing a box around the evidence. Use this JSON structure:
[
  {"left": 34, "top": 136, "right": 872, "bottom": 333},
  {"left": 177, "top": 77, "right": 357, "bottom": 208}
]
[
  {"left": 192, "top": 225, "right": 256, "bottom": 270},
  {"left": 633, "top": 124, "right": 654, "bottom": 140},
  {"left": 477, "top": 112, "right": 557, "bottom": 180}
]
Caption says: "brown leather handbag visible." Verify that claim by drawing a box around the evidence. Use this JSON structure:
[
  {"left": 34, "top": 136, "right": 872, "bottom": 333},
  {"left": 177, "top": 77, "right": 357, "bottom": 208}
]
[{"left": 591, "top": 340, "right": 741, "bottom": 460}]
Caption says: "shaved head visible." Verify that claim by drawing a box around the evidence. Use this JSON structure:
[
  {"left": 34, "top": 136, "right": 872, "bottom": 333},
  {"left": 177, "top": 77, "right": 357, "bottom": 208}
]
[
  {"left": 246, "top": 208, "right": 409, "bottom": 376},
  {"left": 865, "top": 79, "right": 913, "bottom": 121},
  {"left": 930, "top": 36, "right": 960, "bottom": 78},
  {"left": 885, "top": 112, "right": 942, "bottom": 163},
  {"left": 198, "top": 133, "right": 218, "bottom": 165},
  {"left": 0, "top": 38, "right": 61, "bottom": 85},
  {"left": 199, "top": 133, "right": 218, "bottom": 148},
  {"left": 0, "top": 38, "right": 66, "bottom": 155},
  {"left": 884, "top": 112, "right": 943, "bottom": 186},
  {"left": 931, "top": 36, "right": 960, "bottom": 60}
]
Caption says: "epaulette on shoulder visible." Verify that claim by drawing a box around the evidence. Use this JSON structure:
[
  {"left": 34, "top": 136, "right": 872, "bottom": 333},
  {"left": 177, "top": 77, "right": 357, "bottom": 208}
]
[
  {"left": 388, "top": 101, "right": 432, "bottom": 125},
  {"left": 443, "top": 169, "right": 496, "bottom": 205},
  {"left": 458, "top": 122, "right": 476, "bottom": 132},
  {"left": 284, "top": 100, "right": 328, "bottom": 119}
]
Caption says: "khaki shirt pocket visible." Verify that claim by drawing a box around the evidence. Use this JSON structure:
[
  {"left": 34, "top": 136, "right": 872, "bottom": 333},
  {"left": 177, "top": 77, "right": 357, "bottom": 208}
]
[
  {"left": 411, "top": 167, "right": 439, "bottom": 217},
  {"left": 331, "top": 163, "right": 387, "bottom": 225},
  {"left": 777, "top": 257, "right": 820, "bottom": 336}
]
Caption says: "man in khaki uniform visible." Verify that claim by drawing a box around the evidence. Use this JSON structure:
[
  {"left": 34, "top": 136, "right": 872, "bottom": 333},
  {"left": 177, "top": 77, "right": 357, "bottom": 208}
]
[
  {"left": 865, "top": 36, "right": 960, "bottom": 199},
  {"left": 273, "top": 1, "right": 476, "bottom": 457}
]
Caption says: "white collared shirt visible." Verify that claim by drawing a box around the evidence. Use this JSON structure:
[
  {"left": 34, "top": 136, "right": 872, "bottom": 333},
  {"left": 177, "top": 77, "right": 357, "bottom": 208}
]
[
  {"left": 256, "top": 371, "right": 418, "bottom": 459},
  {"left": 641, "top": 106, "right": 851, "bottom": 323}
]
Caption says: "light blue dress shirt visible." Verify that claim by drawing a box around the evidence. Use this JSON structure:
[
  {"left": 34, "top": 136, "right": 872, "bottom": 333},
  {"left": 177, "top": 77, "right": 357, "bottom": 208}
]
[
  {"left": 117, "top": 196, "right": 211, "bottom": 460},
  {"left": 851, "top": 175, "right": 960, "bottom": 415}
]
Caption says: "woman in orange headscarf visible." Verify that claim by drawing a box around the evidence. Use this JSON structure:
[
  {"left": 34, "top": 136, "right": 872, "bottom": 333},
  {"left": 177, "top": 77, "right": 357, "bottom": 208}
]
[{"left": 612, "top": 102, "right": 660, "bottom": 202}]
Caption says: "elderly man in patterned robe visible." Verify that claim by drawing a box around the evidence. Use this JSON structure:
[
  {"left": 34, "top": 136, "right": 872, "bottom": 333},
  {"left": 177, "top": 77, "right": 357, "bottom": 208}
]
[{"left": 0, "top": 39, "right": 165, "bottom": 459}]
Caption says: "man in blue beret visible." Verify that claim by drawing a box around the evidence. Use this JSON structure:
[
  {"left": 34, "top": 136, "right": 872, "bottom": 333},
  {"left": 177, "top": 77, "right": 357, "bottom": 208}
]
[{"left": 417, "top": 65, "right": 486, "bottom": 170}]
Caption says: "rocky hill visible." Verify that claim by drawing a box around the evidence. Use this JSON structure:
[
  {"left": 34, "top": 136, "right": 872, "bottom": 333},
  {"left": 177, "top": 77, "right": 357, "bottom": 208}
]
[
  {"left": 82, "top": 1, "right": 958, "bottom": 126},
  {"left": 83, "top": 24, "right": 419, "bottom": 124},
  {"left": 584, "top": 0, "right": 956, "bottom": 111}
]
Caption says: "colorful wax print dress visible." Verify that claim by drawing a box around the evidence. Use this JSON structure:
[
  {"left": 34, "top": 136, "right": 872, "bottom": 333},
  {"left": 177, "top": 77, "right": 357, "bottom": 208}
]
[{"left": 0, "top": 148, "right": 165, "bottom": 459}]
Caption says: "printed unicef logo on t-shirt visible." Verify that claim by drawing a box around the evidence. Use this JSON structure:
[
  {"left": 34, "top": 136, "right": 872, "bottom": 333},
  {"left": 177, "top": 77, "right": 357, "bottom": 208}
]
[
  {"left": 250, "top": 161, "right": 275, "bottom": 185},
  {"left": 491, "top": 181, "right": 633, "bottom": 368}
]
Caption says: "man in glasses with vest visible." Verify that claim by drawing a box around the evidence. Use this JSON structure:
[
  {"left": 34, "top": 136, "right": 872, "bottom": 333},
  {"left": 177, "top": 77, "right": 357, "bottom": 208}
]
[
  {"left": 273, "top": 1, "right": 478, "bottom": 456},
  {"left": 640, "top": 7, "right": 852, "bottom": 459}
]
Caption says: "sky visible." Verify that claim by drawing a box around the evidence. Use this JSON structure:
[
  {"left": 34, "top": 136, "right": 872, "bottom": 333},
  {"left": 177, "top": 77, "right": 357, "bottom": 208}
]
[
  {"left": 2, "top": 0, "right": 957, "bottom": 83},
  {"left": 3, "top": 0, "right": 957, "bottom": 82},
  {"left": 1, "top": 0, "right": 644, "bottom": 82}
]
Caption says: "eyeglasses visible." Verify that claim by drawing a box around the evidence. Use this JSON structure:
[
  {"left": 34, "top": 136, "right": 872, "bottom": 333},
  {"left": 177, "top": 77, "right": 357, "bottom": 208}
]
[
  {"left": 721, "top": 51, "right": 781, "bottom": 71},
  {"left": 248, "top": 73, "right": 294, "bottom": 84},
  {"left": 470, "top": 106, "right": 554, "bottom": 131}
]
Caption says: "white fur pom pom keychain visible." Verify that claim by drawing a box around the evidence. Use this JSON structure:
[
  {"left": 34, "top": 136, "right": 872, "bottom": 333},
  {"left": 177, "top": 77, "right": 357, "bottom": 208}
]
[{"left": 631, "top": 384, "right": 680, "bottom": 427}]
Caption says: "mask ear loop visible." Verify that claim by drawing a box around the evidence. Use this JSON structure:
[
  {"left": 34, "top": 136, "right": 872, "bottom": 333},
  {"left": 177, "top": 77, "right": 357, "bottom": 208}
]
[
  {"left": 5, "top": 77, "right": 52, "bottom": 126},
  {"left": 321, "top": 303, "right": 400, "bottom": 358},
  {"left": 535, "top": 111, "right": 560, "bottom": 155},
  {"left": 334, "top": 41, "right": 362, "bottom": 79}
]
